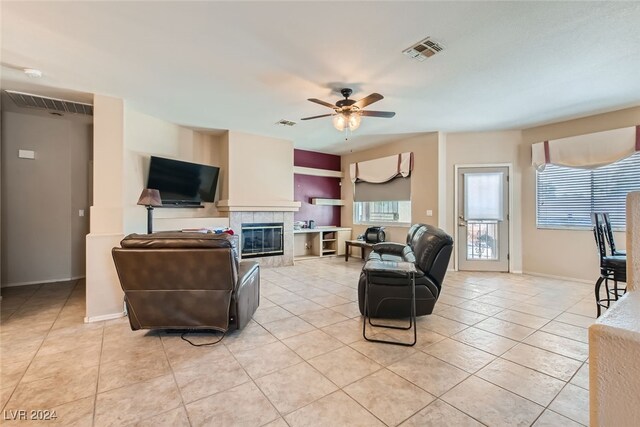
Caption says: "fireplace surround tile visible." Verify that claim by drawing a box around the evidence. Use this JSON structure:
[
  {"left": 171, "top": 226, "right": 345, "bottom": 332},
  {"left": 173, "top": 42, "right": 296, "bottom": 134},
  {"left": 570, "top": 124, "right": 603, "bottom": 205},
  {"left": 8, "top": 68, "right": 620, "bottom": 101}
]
[{"left": 230, "top": 212, "right": 294, "bottom": 268}]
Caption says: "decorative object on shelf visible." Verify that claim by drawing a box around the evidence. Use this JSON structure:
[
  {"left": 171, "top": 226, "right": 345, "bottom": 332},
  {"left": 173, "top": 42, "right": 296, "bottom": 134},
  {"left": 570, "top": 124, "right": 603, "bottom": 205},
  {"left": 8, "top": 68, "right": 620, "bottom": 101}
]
[
  {"left": 308, "top": 220, "right": 316, "bottom": 229},
  {"left": 301, "top": 88, "right": 395, "bottom": 138},
  {"left": 310, "top": 198, "right": 345, "bottom": 206},
  {"left": 293, "top": 221, "right": 306, "bottom": 231},
  {"left": 180, "top": 227, "right": 234, "bottom": 235},
  {"left": 137, "top": 188, "right": 162, "bottom": 234}
]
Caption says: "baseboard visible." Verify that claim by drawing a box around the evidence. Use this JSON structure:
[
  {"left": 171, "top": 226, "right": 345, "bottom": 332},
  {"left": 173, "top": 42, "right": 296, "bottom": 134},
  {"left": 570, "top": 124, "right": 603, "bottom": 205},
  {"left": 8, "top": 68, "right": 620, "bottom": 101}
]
[
  {"left": 1, "top": 275, "right": 86, "bottom": 288},
  {"left": 511, "top": 270, "right": 523, "bottom": 274},
  {"left": 522, "top": 270, "right": 591, "bottom": 284},
  {"left": 84, "top": 311, "right": 126, "bottom": 323}
]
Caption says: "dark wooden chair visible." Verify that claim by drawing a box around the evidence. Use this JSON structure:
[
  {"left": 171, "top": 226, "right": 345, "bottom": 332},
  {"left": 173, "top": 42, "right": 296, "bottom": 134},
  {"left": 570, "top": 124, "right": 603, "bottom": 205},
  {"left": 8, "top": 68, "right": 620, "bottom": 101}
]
[{"left": 592, "top": 212, "right": 626, "bottom": 317}]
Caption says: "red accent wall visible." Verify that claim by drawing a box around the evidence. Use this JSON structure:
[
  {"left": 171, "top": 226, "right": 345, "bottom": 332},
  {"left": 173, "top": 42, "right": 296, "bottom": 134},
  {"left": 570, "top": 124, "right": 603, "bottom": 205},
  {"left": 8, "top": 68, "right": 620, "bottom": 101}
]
[
  {"left": 294, "top": 149, "right": 341, "bottom": 171},
  {"left": 294, "top": 149, "right": 341, "bottom": 226}
]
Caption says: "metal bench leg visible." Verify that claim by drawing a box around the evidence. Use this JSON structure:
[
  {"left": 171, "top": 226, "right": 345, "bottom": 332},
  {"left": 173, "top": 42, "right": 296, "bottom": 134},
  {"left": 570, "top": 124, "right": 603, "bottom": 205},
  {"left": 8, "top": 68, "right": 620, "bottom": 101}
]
[
  {"left": 362, "top": 271, "right": 417, "bottom": 347},
  {"left": 595, "top": 276, "right": 605, "bottom": 317}
]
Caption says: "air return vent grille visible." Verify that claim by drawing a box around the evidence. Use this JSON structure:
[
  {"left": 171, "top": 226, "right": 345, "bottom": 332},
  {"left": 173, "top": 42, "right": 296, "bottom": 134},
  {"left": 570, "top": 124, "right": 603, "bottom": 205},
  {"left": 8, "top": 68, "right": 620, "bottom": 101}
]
[
  {"left": 403, "top": 37, "right": 444, "bottom": 62},
  {"left": 5, "top": 90, "right": 93, "bottom": 116}
]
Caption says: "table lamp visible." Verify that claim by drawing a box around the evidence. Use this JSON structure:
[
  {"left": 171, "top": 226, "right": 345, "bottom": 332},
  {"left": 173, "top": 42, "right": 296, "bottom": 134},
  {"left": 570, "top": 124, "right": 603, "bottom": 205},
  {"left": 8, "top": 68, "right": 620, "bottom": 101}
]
[{"left": 137, "top": 189, "right": 162, "bottom": 234}]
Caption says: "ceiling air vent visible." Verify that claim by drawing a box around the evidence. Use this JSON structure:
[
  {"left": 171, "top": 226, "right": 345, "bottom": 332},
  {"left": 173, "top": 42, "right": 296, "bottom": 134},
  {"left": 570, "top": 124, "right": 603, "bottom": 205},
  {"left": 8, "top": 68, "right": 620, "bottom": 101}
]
[
  {"left": 403, "top": 37, "right": 444, "bottom": 62},
  {"left": 5, "top": 90, "right": 93, "bottom": 116},
  {"left": 276, "top": 119, "right": 296, "bottom": 127}
]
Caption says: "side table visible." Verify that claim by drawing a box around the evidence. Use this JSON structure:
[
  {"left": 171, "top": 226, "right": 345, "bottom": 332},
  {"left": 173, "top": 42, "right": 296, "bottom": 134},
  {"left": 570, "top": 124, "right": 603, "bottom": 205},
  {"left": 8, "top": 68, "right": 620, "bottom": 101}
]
[
  {"left": 345, "top": 240, "right": 375, "bottom": 261},
  {"left": 362, "top": 259, "right": 417, "bottom": 347}
]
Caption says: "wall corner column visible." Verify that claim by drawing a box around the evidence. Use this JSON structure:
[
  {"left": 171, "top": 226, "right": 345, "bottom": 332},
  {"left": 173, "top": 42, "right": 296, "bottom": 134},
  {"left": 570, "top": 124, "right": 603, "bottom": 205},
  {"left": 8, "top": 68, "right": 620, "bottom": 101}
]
[
  {"left": 437, "top": 131, "right": 448, "bottom": 232},
  {"left": 85, "top": 95, "right": 126, "bottom": 322},
  {"left": 589, "top": 191, "right": 640, "bottom": 426}
]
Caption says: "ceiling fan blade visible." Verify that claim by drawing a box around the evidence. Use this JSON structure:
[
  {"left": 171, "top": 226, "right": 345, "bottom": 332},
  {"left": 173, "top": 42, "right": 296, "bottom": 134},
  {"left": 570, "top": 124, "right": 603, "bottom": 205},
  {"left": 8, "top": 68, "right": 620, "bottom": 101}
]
[
  {"left": 308, "top": 98, "right": 337, "bottom": 109},
  {"left": 353, "top": 93, "right": 383, "bottom": 109},
  {"left": 300, "top": 113, "right": 334, "bottom": 120},
  {"left": 360, "top": 110, "right": 396, "bottom": 118}
]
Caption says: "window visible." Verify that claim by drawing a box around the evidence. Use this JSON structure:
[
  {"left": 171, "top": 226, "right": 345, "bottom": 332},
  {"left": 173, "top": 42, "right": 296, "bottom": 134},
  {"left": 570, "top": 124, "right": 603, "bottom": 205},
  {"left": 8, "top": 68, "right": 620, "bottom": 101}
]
[
  {"left": 536, "top": 152, "right": 640, "bottom": 230},
  {"left": 354, "top": 201, "right": 411, "bottom": 225}
]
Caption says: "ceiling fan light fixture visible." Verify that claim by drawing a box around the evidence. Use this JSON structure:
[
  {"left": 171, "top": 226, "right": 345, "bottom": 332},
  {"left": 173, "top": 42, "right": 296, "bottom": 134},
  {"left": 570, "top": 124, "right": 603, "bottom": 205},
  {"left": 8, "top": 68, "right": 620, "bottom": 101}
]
[
  {"left": 332, "top": 113, "right": 347, "bottom": 131},
  {"left": 333, "top": 111, "right": 361, "bottom": 132},
  {"left": 348, "top": 112, "right": 361, "bottom": 131},
  {"left": 303, "top": 88, "right": 394, "bottom": 136}
]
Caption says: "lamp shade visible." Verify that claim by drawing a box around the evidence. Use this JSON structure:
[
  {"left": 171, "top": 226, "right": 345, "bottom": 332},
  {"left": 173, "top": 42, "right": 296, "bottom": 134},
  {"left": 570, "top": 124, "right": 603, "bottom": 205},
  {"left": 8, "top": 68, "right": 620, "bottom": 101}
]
[{"left": 137, "top": 189, "right": 162, "bottom": 207}]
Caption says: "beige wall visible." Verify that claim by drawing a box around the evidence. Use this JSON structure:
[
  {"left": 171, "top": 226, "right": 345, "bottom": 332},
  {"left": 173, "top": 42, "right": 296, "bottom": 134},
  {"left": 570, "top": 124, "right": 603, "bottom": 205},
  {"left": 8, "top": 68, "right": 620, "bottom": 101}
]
[
  {"left": 341, "top": 133, "right": 440, "bottom": 244},
  {"left": 520, "top": 107, "right": 639, "bottom": 281},
  {"left": 122, "top": 107, "right": 225, "bottom": 234},
  {"left": 340, "top": 111, "right": 635, "bottom": 281},
  {"left": 87, "top": 95, "right": 125, "bottom": 320},
  {"left": 69, "top": 121, "right": 92, "bottom": 277},
  {"left": 219, "top": 131, "right": 229, "bottom": 201},
  {"left": 445, "top": 131, "right": 524, "bottom": 272},
  {"left": 90, "top": 95, "right": 124, "bottom": 234},
  {"left": 87, "top": 97, "right": 227, "bottom": 321},
  {"left": 225, "top": 131, "right": 294, "bottom": 205},
  {"left": 1, "top": 109, "right": 91, "bottom": 286}
]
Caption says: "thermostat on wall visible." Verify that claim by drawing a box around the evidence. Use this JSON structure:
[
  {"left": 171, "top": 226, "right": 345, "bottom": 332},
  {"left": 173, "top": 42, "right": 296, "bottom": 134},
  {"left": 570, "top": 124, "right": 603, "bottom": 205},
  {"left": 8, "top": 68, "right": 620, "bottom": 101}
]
[{"left": 18, "top": 149, "right": 35, "bottom": 159}]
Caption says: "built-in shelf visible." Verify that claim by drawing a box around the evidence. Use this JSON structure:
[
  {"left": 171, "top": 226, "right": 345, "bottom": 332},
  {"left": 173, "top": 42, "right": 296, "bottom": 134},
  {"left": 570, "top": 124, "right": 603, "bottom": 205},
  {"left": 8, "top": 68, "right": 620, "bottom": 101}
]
[
  {"left": 311, "top": 198, "right": 345, "bottom": 206},
  {"left": 294, "top": 166, "right": 343, "bottom": 178},
  {"left": 293, "top": 227, "right": 351, "bottom": 261}
]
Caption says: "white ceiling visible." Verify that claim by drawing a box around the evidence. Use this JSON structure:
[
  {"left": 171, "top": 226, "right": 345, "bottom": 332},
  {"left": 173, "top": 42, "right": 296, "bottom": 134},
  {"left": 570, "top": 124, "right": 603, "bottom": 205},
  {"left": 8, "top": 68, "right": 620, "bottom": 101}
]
[{"left": 2, "top": 1, "right": 640, "bottom": 154}]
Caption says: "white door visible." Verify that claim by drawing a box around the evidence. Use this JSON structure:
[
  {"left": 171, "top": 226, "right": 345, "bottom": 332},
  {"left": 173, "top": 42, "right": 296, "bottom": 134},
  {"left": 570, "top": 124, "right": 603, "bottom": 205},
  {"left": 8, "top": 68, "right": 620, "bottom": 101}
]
[{"left": 457, "top": 167, "right": 509, "bottom": 272}]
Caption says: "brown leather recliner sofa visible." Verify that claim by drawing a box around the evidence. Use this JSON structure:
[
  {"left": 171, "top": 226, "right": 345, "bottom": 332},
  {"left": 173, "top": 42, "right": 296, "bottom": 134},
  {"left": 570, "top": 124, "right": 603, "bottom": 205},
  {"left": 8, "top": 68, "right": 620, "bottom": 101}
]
[
  {"left": 358, "top": 224, "right": 453, "bottom": 318},
  {"left": 112, "top": 232, "right": 259, "bottom": 332}
]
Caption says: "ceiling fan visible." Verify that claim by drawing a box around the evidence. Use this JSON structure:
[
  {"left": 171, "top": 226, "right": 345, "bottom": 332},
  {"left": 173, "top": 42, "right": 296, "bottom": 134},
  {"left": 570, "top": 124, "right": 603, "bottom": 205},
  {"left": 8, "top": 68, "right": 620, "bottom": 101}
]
[{"left": 301, "top": 88, "right": 395, "bottom": 132}]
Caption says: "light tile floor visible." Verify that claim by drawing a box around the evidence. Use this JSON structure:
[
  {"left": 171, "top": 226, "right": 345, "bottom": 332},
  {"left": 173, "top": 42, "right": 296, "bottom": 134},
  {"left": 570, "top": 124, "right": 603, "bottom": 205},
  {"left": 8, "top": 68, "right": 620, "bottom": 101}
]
[{"left": 0, "top": 257, "right": 596, "bottom": 426}]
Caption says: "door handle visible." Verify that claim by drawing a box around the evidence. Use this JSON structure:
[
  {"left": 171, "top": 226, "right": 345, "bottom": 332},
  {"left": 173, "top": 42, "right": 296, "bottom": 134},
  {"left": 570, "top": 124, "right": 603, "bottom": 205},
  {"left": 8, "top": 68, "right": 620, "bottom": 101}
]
[{"left": 458, "top": 221, "right": 467, "bottom": 227}]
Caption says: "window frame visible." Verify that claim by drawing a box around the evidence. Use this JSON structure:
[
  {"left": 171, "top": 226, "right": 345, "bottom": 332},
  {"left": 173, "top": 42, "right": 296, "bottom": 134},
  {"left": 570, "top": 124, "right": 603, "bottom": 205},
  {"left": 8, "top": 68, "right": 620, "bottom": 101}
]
[{"left": 353, "top": 200, "right": 412, "bottom": 227}]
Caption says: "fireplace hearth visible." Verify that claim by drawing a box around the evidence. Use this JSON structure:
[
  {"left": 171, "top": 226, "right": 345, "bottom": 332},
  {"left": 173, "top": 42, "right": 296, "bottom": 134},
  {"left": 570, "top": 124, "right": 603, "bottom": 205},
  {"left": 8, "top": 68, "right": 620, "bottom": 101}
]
[{"left": 241, "top": 222, "right": 284, "bottom": 258}]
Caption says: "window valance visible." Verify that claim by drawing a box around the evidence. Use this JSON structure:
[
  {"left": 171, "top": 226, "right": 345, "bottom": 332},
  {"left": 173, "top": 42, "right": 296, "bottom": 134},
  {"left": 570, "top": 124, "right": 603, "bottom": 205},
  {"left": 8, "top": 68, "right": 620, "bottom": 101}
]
[
  {"left": 532, "top": 125, "right": 640, "bottom": 171},
  {"left": 349, "top": 152, "right": 413, "bottom": 183}
]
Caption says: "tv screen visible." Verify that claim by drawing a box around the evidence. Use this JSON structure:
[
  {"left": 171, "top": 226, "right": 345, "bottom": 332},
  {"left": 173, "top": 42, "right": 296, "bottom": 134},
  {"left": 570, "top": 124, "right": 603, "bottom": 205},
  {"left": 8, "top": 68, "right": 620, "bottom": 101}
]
[{"left": 147, "top": 156, "right": 220, "bottom": 204}]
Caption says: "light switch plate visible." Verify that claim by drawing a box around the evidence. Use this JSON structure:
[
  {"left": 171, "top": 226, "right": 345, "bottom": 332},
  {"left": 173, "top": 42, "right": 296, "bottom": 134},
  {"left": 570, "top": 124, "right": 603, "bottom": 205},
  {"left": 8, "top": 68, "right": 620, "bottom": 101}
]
[
  {"left": 79, "top": 209, "right": 85, "bottom": 217},
  {"left": 18, "top": 149, "right": 35, "bottom": 159},
  {"left": 426, "top": 210, "right": 433, "bottom": 217}
]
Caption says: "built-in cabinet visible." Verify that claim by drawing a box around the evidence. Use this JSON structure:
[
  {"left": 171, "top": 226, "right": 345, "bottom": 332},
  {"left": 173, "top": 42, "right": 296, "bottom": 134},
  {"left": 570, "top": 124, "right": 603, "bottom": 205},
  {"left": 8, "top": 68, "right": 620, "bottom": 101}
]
[{"left": 293, "top": 227, "right": 351, "bottom": 260}]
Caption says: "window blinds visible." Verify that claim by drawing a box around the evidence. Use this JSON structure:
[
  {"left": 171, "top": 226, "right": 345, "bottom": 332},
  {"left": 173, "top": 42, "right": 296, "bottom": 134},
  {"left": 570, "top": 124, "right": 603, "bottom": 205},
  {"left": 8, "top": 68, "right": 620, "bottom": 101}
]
[
  {"left": 536, "top": 152, "right": 640, "bottom": 229},
  {"left": 354, "top": 177, "right": 411, "bottom": 202}
]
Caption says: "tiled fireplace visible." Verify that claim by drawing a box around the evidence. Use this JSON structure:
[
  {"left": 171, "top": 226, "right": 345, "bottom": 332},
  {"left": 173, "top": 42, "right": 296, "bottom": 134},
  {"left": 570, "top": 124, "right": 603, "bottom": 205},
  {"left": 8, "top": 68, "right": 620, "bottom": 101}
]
[{"left": 229, "top": 211, "right": 294, "bottom": 267}]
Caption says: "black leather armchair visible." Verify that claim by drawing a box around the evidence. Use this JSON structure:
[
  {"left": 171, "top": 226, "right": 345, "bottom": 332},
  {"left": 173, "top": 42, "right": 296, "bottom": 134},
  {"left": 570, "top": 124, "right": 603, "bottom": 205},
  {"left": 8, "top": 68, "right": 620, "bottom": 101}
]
[{"left": 358, "top": 224, "right": 453, "bottom": 318}]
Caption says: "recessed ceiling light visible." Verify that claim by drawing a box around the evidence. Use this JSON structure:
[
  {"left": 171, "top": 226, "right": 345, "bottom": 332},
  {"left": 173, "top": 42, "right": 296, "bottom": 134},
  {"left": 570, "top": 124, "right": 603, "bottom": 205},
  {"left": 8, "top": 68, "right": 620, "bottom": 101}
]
[{"left": 23, "top": 68, "right": 42, "bottom": 78}]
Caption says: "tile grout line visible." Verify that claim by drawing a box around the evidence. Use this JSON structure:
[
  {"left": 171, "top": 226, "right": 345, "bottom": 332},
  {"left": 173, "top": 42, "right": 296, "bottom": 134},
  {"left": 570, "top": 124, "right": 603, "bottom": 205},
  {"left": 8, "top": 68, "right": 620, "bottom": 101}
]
[
  {"left": 91, "top": 298, "right": 106, "bottom": 427},
  {"left": 3, "top": 280, "right": 78, "bottom": 413},
  {"left": 223, "top": 325, "right": 286, "bottom": 426},
  {"left": 158, "top": 331, "right": 193, "bottom": 427}
]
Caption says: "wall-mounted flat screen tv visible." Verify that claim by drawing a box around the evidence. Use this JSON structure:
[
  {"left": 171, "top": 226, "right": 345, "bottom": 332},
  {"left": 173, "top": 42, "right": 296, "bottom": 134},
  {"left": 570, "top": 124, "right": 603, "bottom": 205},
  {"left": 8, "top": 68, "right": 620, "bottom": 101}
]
[{"left": 147, "top": 156, "right": 220, "bottom": 205}]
